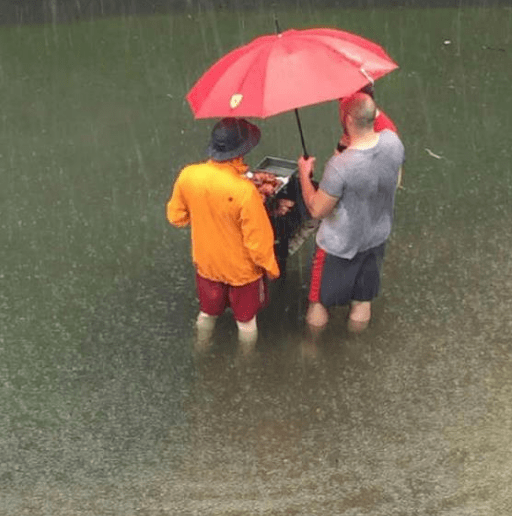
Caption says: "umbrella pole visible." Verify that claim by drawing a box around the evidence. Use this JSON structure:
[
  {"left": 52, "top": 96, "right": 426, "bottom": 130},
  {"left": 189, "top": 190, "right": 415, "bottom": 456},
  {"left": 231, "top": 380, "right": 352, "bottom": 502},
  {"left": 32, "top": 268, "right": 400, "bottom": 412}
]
[
  {"left": 294, "top": 109, "right": 309, "bottom": 159},
  {"left": 274, "top": 16, "right": 281, "bottom": 34},
  {"left": 273, "top": 16, "right": 309, "bottom": 159}
]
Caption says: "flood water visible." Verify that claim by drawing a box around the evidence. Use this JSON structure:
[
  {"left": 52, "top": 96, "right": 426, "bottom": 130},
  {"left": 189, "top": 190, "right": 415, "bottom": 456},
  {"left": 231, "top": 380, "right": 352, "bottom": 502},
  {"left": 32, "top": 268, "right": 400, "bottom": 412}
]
[{"left": 1, "top": 5, "right": 512, "bottom": 515}]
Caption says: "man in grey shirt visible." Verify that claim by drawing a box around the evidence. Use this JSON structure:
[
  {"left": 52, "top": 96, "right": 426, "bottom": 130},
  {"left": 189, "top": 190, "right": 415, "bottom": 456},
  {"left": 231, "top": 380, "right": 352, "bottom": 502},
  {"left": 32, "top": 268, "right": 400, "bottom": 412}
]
[{"left": 298, "top": 92, "right": 405, "bottom": 343}]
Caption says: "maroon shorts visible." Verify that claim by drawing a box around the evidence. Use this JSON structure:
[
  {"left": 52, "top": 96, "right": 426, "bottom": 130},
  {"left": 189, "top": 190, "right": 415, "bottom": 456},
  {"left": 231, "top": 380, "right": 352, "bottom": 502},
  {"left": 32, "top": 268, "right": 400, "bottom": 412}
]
[{"left": 195, "top": 274, "right": 269, "bottom": 323}]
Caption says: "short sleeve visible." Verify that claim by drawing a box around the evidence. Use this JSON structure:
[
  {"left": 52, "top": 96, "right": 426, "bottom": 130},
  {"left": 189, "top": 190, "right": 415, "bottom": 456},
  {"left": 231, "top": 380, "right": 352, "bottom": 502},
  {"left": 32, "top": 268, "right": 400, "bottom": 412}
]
[{"left": 319, "top": 156, "right": 345, "bottom": 198}]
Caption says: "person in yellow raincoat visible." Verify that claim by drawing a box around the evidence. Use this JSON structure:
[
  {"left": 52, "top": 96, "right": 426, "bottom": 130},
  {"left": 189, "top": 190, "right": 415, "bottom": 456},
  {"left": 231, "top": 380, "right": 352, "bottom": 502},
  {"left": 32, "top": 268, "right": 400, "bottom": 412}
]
[{"left": 167, "top": 118, "right": 280, "bottom": 355}]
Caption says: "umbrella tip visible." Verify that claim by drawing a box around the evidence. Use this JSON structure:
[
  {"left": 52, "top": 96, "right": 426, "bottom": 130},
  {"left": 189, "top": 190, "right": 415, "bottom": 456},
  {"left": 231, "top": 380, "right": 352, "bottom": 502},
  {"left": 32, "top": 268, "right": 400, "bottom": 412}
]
[{"left": 274, "top": 15, "right": 281, "bottom": 34}]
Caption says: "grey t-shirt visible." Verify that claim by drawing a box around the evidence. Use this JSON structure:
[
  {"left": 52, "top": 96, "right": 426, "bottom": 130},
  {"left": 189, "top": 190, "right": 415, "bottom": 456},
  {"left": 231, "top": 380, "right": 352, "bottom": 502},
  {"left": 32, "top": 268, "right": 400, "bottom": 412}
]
[{"left": 316, "top": 129, "right": 405, "bottom": 259}]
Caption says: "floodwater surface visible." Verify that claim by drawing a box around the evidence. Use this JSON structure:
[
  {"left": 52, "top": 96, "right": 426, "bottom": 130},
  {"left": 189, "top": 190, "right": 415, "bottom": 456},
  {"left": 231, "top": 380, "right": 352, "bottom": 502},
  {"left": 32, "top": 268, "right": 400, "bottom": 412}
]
[{"left": 1, "top": 5, "right": 512, "bottom": 515}]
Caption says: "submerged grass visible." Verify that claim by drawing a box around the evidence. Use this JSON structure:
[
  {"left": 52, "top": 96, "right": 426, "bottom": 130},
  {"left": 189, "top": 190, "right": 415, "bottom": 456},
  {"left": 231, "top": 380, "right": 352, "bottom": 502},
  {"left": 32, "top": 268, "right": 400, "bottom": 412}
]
[{"left": 1, "top": 5, "right": 512, "bottom": 513}]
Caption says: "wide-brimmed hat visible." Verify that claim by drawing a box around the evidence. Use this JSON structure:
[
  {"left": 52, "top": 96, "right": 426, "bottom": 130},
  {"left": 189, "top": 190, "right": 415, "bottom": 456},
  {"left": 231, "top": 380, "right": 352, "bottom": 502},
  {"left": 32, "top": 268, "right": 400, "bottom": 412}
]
[{"left": 206, "top": 117, "right": 261, "bottom": 161}]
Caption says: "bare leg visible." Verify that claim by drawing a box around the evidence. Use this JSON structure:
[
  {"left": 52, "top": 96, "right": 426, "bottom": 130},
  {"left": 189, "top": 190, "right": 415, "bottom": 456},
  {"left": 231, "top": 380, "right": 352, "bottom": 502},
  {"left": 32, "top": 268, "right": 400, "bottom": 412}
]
[
  {"left": 306, "top": 302, "right": 329, "bottom": 329},
  {"left": 347, "top": 301, "right": 371, "bottom": 333},
  {"left": 236, "top": 316, "right": 258, "bottom": 356},
  {"left": 302, "top": 302, "right": 329, "bottom": 359},
  {"left": 195, "top": 311, "right": 217, "bottom": 353}
]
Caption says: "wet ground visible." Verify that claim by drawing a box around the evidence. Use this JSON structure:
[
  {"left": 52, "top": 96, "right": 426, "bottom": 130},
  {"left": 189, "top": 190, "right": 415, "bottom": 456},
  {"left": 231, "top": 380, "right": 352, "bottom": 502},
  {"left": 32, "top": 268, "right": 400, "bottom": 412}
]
[{"left": 2, "top": 5, "right": 512, "bottom": 515}]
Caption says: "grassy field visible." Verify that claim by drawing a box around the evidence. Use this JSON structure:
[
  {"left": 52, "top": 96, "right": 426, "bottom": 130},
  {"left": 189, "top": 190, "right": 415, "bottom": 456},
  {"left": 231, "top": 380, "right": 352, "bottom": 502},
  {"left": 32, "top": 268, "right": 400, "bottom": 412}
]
[{"left": 2, "top": 5, "right": 512, "bottom": 514}]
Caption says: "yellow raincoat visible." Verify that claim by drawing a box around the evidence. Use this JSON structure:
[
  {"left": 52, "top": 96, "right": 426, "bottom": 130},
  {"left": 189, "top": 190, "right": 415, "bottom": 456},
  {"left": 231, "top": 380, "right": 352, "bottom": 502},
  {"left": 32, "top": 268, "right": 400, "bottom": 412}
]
[{"left": 167, "top": 159, "right": 279, "bottom": 286}]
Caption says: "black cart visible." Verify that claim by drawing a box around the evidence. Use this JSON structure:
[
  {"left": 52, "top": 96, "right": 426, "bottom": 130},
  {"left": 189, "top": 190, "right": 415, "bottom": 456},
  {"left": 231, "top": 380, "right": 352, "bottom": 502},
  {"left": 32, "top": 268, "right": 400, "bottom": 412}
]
[{"left": 254, "top": 156, "right": 317, "bottom": 279}]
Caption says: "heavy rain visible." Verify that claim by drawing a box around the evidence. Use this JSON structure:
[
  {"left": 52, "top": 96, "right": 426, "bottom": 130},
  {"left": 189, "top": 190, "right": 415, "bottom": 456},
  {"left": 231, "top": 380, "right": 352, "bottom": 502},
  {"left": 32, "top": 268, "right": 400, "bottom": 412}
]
[{"left": 1, "top": 0, "right": 512, "bottom": 514}]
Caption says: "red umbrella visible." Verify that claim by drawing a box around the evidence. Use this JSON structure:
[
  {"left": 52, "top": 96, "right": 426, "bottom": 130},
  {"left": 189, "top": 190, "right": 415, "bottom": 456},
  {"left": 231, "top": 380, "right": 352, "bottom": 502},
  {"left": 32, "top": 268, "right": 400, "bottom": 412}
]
[{"left": 186, "top": 27, "right": 398, "bottom": 155}]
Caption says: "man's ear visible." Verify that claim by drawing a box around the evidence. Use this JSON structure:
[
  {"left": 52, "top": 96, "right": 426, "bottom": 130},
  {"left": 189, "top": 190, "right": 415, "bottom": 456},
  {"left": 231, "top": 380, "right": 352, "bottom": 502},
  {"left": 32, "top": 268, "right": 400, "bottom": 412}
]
[{"left": 342, "top": 113, "right": 352, "bottom": 131}]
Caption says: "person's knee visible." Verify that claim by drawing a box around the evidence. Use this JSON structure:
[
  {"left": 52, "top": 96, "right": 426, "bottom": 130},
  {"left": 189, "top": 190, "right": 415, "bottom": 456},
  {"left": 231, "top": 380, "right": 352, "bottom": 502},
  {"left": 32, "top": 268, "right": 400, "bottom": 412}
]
[
  {"left": 348, "top": 301, "right": 371, "bottom": 333},
  {"left": 196, "top": 311, "right": 218, "bottom": 330},
  {"left": 306, "top": 302, "right": 329, "bottom": 328},
  {"left": 195, "top": 311, "right": 218, "bottom": 352},
  {"left": 349, "top": 301, "right": 371, "bottom": 321},
  {"left": 236, "top": 316, "right": 257, "bottom": 334},
  {"left": 236, "top": 316, "right": 258, "bottom": 350}
]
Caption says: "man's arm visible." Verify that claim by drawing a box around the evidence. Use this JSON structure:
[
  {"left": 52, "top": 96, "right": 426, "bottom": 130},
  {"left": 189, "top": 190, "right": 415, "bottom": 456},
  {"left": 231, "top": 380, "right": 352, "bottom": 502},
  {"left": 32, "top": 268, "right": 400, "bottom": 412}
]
[
  {"left": 166, "top": 175, "right": 190, "bottom": 227},
  {"left": 298, "top": 156, "right": 338, "bottom": 219},
  {"left": 240, "top": 187, "right": 280, "bottom": 279}
]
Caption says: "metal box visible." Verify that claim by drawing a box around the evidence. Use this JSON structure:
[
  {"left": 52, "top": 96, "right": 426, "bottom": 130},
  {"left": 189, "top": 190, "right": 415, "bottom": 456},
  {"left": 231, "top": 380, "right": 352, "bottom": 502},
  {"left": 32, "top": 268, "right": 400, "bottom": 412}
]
[{"left": 254, "top": 156, "right": 298, "bottom": 178}]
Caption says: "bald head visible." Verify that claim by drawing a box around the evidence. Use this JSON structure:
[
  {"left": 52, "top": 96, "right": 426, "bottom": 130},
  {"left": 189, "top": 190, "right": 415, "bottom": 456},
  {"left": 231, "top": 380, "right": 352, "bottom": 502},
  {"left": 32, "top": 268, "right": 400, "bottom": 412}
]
[{"left": 340, "top": 92, "right": 376, "bottom": 130}]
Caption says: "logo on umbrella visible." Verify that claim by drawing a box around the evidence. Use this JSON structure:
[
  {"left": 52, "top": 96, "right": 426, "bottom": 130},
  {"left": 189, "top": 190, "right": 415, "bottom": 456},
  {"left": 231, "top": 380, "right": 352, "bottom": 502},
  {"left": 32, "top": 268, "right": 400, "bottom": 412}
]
[{"left": 230, "top": 93, "right": 243, "bottom": 109}]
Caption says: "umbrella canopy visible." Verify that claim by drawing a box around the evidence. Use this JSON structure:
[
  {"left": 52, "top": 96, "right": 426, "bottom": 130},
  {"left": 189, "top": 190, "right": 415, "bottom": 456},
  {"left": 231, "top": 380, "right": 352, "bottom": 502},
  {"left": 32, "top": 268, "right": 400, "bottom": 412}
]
[{"left": 186, "top": 27, "right": 398, "bottom": 119}]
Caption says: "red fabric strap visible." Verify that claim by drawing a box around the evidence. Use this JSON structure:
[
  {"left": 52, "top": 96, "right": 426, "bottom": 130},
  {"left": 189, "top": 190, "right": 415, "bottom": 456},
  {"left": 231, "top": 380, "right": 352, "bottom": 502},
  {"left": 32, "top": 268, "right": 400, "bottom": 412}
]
[{"left": 308, "top": 247, "right": 327, "bottom": 303}]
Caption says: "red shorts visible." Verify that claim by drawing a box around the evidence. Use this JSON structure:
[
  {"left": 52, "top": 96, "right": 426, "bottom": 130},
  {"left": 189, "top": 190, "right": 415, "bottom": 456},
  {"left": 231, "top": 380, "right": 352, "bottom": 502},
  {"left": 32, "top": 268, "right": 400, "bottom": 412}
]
[{"left": 195, "top": 274, "right": 269, "bottom": 323}]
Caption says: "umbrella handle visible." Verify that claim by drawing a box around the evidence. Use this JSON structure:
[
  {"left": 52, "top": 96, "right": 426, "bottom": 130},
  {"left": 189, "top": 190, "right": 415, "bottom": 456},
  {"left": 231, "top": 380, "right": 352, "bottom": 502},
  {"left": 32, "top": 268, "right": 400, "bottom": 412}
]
[{"left": 294, "top": 109, "right": 309, "bottom": 159}]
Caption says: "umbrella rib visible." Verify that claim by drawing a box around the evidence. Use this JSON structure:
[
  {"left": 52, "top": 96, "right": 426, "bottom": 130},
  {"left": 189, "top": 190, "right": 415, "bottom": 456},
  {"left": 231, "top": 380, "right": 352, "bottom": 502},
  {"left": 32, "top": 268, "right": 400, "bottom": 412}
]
[{"left": 242, "top": 43, "right": 275, "bottom": 118}]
